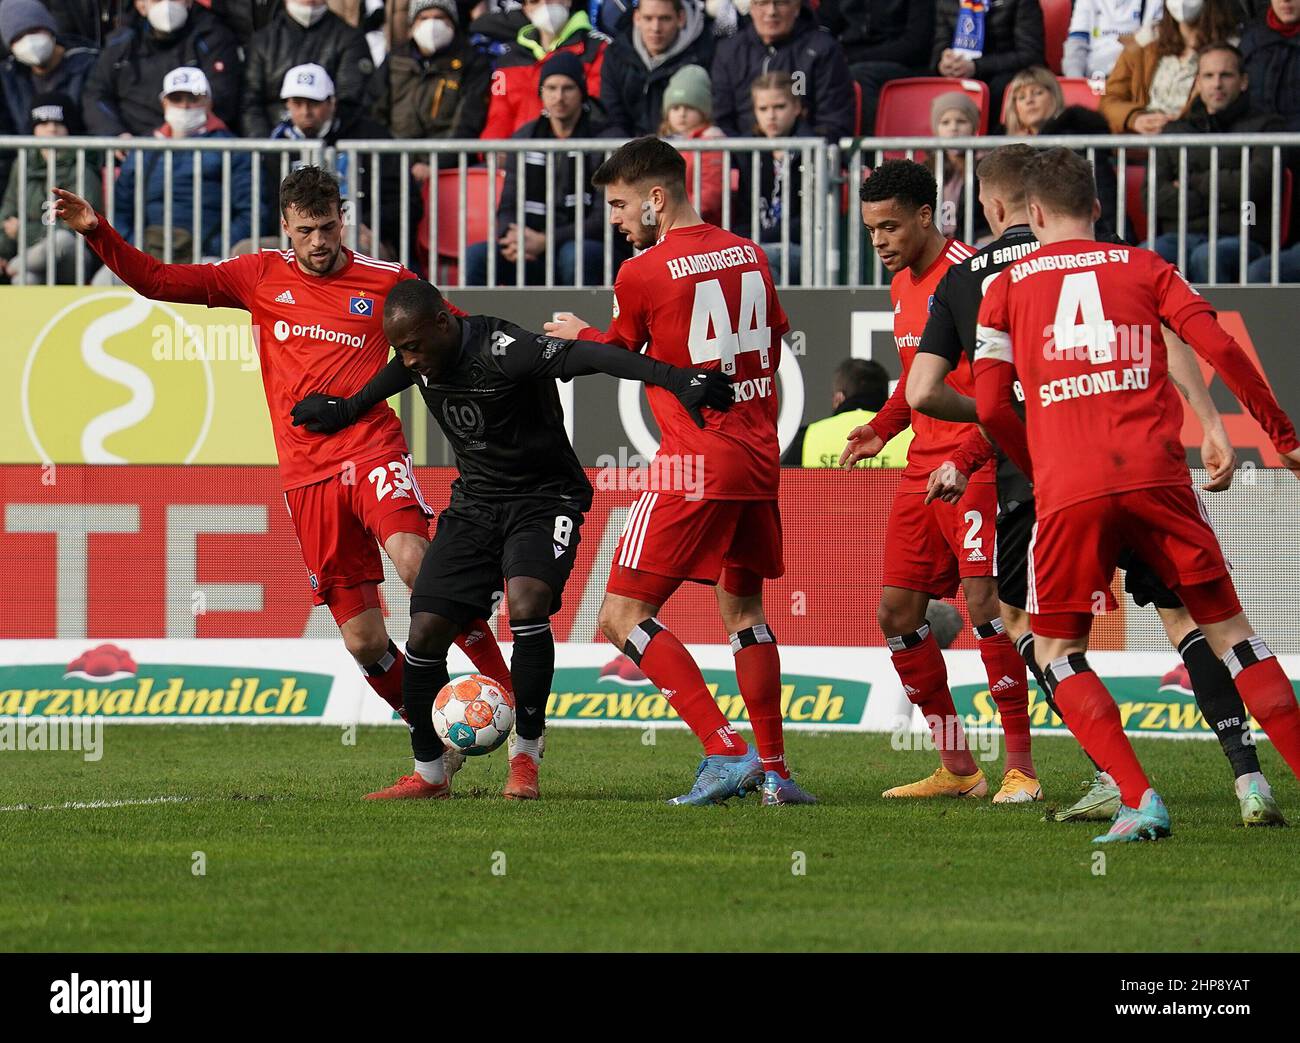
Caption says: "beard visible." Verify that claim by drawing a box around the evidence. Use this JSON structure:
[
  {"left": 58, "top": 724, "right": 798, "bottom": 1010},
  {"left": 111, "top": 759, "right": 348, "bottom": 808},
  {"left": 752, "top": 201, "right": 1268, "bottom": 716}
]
[{"left": 298, "top": 242, "right": 340, "bottom": 274}]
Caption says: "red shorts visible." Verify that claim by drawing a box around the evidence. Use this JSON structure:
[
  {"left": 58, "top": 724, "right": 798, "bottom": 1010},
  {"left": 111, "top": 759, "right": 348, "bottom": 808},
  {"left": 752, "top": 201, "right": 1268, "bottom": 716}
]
[
  {"left": 1029, "top": 483, "right": 1239, "bottom": 637},
  {"left": 881, "top": 483, "right": 998, "bottom": 598},
  {"left": 284, "top": 450, "right": 433, "bottom": 624},
  {"left": 607, "top": 493, "right": 783, "bottom": 601}
]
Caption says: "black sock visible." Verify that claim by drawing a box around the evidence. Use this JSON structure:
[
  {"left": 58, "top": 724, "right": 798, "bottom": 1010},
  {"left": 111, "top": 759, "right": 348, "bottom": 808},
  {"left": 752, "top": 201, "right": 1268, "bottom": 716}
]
[
  {"left": 1017, "top": 631, "right": 1104, "bottom": 773},
  {"left": 509, "top": 618, "right": 552, "bottom": 741},
  {"left": 403, "top": 647, "right": 448, "bottom": 762},
  {"left": 1179, "top": 628, "right": 1261, "bottom": 778}
]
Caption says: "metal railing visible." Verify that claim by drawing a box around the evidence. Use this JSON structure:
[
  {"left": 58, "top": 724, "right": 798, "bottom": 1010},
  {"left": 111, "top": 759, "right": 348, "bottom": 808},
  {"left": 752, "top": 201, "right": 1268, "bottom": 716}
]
[
  {"left": 1, "top": 133, "right": 1296, "bottom": 287},
  {"left": 837, "top": 132, "right": 1300, "bottom": 287}
]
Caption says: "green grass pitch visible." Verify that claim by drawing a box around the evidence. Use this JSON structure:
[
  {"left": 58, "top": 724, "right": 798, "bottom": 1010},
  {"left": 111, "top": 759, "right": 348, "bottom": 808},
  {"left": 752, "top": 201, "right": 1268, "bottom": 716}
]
[{"left": 2, "top": 726, "right": 1297, "bottom": 952}]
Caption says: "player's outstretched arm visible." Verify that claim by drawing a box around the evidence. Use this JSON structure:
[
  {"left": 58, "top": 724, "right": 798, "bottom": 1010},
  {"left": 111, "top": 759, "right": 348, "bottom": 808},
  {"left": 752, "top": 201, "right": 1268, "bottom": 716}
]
[
  {"left": 559, "top": 339, "right": 733, "bottom": 429},
  {"left": 906, "top": 352, "right": 979, "bottom": 423},
  {"left": 973, "top": 358, "right": 1033, "bottom": 480},
  {"left": 1175, "top": 310, "right": 1300, "bottom": 477},
  {"left": 291, "top": 355, "right": 416, "bottom": 435},
  {"left": 1165, "top": 330, "right": 1236, "bottom": 491},
  {"left": 52, "top": 187, "right": 232, "bottom": 307}
]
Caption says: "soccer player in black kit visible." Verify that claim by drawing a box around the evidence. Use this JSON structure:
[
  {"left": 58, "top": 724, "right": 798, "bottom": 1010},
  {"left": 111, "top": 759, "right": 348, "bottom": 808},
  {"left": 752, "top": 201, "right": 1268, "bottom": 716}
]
[
  {"left": 904, "top": 145, "right": 1286, "bottom": 827},
  {"left": 291, "top": 279, "right": 733, "bottom": 801}
]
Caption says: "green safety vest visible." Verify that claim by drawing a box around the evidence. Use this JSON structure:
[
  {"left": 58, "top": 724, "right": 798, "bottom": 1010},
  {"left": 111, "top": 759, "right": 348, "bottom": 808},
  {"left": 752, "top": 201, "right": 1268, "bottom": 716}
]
[{"left": 800, "top": 409, "right": 914, "bottom": 469}]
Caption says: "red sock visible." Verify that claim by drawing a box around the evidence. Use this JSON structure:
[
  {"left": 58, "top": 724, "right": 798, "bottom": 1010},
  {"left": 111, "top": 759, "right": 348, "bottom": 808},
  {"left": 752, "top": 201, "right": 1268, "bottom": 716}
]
[
  {"left": 634, "top": 619, "right": 745, "bottom": 756},
  {"left": 733, "top": 625, "right": 785, "bottom": 776},
  {"left": 1050, "top": 664, "right": 1150, "bottom": 807},
  {"left": 975, "top": 623, "right": 1034, "bottom": 776},
  {"left": 363, "top": 642, "right": 407, "bottom": 721},
  {"left": 1229, "top": 643, "right": 1300, "bottom": 779},
  {"left": 455, "top": 618, "right": 513, "bottom": 694},
  {"left": 890, "top": 628, "right": 978, "bottom": 776}
]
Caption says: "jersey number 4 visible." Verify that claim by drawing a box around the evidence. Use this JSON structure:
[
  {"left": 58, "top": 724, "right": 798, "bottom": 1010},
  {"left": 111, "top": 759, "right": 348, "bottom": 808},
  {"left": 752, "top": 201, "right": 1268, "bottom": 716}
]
[
  {"left": 1053, "top": 271, "right": 1117, "bottom": 364},
  {"left": 687, "top": 271, "right": 771, "bottom": 374}
]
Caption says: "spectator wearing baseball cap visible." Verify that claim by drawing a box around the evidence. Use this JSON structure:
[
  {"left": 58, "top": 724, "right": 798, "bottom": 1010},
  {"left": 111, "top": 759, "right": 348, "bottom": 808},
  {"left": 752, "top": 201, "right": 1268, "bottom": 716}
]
[
  {"left": 97, "top": 66, "right": 252, "bottom": 277},
  {"left": 241, "top": 0, "right": 374, "bottom": 137},
  {"left": 465, "top": 49, "right": 613, "bottom": 285},
  {"left": 371, "top": 0, "right": 492, "bottom": 162},
  {"left": 83, "top": 0, "right": 243, "bottom": 137},
  {"left": 257, "top": 62, "right": 406, "bottom": 260},
  {"left": 0, "top": 0, "right": 99, "bottom": 153},
  {"left": 0, "top": 90, "right": 100, "bottom": 284}
]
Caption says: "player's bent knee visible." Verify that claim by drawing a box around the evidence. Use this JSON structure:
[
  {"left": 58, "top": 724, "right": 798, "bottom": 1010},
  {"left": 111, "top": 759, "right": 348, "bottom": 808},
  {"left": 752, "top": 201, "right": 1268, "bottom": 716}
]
[{"left": 407, "top": 612, "right": 457, "bottom": 659}]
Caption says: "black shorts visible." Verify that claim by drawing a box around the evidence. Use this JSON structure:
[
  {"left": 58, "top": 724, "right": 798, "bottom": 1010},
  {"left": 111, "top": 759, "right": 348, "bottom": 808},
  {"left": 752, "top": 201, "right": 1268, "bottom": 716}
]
[
  {"left": 1117, "top": 547, "right": 1185, "bottom": 610},
  {"left": 995, "top": 498, "right": 1035, "bottom": 611},
  {"left": 995, "top": 499, "right": 1185, "bottom": 613},
  {"left": 410, "top": 494, "right": 585, "bottom": 624}
]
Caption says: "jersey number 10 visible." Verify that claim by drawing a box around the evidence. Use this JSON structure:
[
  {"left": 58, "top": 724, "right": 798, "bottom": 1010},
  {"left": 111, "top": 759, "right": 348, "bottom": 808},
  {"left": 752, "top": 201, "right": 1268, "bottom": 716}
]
[{"left": 687, "top": 271, "right": 771, "bottom": 374}]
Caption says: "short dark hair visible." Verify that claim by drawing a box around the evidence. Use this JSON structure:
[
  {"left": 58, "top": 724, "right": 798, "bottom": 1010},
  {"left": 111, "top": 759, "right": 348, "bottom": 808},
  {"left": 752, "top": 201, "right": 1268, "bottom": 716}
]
[
  {"left": 859, "top": 159, "right": 938, "bottom": 213},
  {"left": 1198, "top": 41, "right": 1244, "bottom": 72},
  {"left": 1023, "top": 147, "right": 1097, "bottom": 220},
  {"left": 385, "top": 278, "right": 445, "bottom": 321},
  {"left": 279, "top": 165, "right": 342, "bottom": 219},
  {"left": 637, "top": 0, "right": 685, "bottom": 12},
  {"left": 975, "top": 144, "right": 1037, "bottom": 206},
  {"left": 834, "top": 358, "right": 889, "bottom": 410},
  {"left": 592, "top": 136, "right": 687, "bottom": 196}
]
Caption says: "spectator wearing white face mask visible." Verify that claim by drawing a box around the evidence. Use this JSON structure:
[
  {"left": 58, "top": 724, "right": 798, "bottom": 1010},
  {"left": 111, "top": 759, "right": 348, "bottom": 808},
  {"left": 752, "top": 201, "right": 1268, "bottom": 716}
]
[
  {"left": 97, "top": 66, "right": 252, "bottom": 278},
  {"left": 372, "top": 0, "right": 492, "bottom": 156},
  {"left": 241, "top": 0, "right": 375, "bottom": 136},
  {"left": 479, "top": 0, "right": 608, "bottom": 140},
  {"left": 0, "top": 0, "right": 99, "bottom": 145},
  {"left": 83, "top": 0, "right": 243, "bottom": 137}
]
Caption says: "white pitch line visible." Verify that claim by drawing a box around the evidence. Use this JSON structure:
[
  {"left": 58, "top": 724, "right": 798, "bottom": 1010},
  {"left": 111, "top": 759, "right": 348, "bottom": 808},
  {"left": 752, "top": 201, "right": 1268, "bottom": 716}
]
[{"left": 0, "top": 796, "right": 195, "bottom": 813}]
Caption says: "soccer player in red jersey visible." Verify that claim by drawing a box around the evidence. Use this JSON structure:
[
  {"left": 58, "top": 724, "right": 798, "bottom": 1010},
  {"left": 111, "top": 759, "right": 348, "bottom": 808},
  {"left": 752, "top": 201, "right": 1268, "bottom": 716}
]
[
  {"left": 52, "top": 169, "right": 512, "bottom": 797},
  {"left": 974, "top": 148, "right": 1300, "bottom": 842},
  {"left": 840, "top": 160, "right": 1037, "bottom": 804},
  {"left": 544, "top": 137, "right": 814, "bottom": 806}
]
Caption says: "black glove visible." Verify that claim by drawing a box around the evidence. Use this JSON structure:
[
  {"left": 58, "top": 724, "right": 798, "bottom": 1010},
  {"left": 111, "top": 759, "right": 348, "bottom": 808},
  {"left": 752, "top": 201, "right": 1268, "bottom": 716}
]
[
  {"left": 666, "top": 368, "right": 734, "bottom": 429},
  {"left": 290, "top": 393, "right": 360, "bottom": 434}
]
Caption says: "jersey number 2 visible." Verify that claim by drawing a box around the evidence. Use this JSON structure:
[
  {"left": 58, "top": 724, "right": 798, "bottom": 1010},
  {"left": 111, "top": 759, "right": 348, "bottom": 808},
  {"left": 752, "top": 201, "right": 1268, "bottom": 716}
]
[{"left": 686, "top": 271, "right": 771, "bottom": 374}]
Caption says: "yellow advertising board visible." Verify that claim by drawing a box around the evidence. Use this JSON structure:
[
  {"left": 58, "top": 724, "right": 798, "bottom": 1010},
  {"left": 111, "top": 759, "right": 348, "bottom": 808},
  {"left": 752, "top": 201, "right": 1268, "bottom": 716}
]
[{"left": 3, "top": 288, "right": 276, "bottom": 464}]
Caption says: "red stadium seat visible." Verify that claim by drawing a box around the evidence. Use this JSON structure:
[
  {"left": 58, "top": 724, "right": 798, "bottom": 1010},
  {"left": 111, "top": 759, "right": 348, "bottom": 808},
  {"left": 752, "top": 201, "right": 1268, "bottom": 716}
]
[
  {"left": 873, "top": 77, "right": 990, "bottom": 138},
  {"left": 1040, "top": 0, "right": 1072, "bottom": 75},
  {"left": 1125, "top": 164, "right": 1149, "bottom": 243},
  {"left": 417, "top": 167, "right": 505, "bottom": 283},
  {"left": 1057, "top": 77, "right": 1104, "bottom": 111},
  {"left": 1282, "top": 169, "right": 1295, "bottom": 246},
  {"left": 852, "top": 79, "right": 864, "bottom": 135}
]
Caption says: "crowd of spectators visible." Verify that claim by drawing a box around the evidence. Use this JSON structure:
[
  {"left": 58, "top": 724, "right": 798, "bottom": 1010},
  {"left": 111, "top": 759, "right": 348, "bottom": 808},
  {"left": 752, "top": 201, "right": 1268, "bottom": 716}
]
[{"left": 0, "top": 0, "right": 1296, "bottom": 283}]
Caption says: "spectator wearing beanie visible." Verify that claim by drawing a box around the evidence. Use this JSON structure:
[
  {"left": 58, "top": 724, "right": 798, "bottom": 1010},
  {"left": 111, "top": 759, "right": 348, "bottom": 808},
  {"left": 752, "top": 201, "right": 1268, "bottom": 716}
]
[
  {"left": 928, "top": 91, "right": 989, "bottom": 243},
  {"left": 241, "top": 0, "right": 375, "bottom": 137},
  {"left": 711, "top": 0, "right": 854, "bottom": 143},
  {"left": 599, "top": 0, "right": 714, "bottom": 138},
  {"left": 659, "top": 63, "right": 726, "bottom": 225},
  {"left": 0, "top": 91, "right": 100, "bottom": 284},
  {"left": 373, "top": 0, "right": 493, "bottom": 152},
  {"left": 0, "top": 0, "right": 99, "bottom": 143},
  {"left": 1242, "top": 0, "right": 1300, "bottom": 129},
  {"left": 480, "top": 0, "right": 608, "bottom": 140},
  {"left": 84, "top": 0, "right": 243, "bottom": 137},
  {"left": 467, "top": 50, "right": 611, "bottom": 285}
]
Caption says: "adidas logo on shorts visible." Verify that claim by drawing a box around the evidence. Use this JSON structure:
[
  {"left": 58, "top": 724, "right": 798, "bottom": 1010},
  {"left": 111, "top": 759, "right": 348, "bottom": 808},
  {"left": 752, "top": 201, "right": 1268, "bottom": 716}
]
[
  {"left": 275, "top": 289, "right": 296, "bottom": 304},
  {"left": 902, "top": 683, "right": 920, "bottom": 697},
  {"left": 967, "top": 549, "right": 987, "bottom": 562}
]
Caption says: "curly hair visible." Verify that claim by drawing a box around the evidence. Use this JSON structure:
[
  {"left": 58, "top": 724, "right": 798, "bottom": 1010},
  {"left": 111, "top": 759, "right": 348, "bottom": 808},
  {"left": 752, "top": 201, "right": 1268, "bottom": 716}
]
[{"left": 858, "top": 159, "right": 938, "bottom": 213}]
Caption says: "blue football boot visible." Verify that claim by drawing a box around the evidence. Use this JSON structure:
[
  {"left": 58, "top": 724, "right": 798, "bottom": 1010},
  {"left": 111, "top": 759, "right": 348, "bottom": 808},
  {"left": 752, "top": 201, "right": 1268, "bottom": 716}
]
[{"left": 667, "top": 749, "right": 764, "bottom": 806}]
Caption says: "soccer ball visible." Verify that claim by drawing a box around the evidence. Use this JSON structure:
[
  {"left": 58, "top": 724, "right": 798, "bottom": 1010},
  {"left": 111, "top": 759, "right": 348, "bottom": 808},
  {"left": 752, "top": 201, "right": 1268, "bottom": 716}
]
[{"left": 432, "top": 674, "right": 514, "bottom": 756}]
